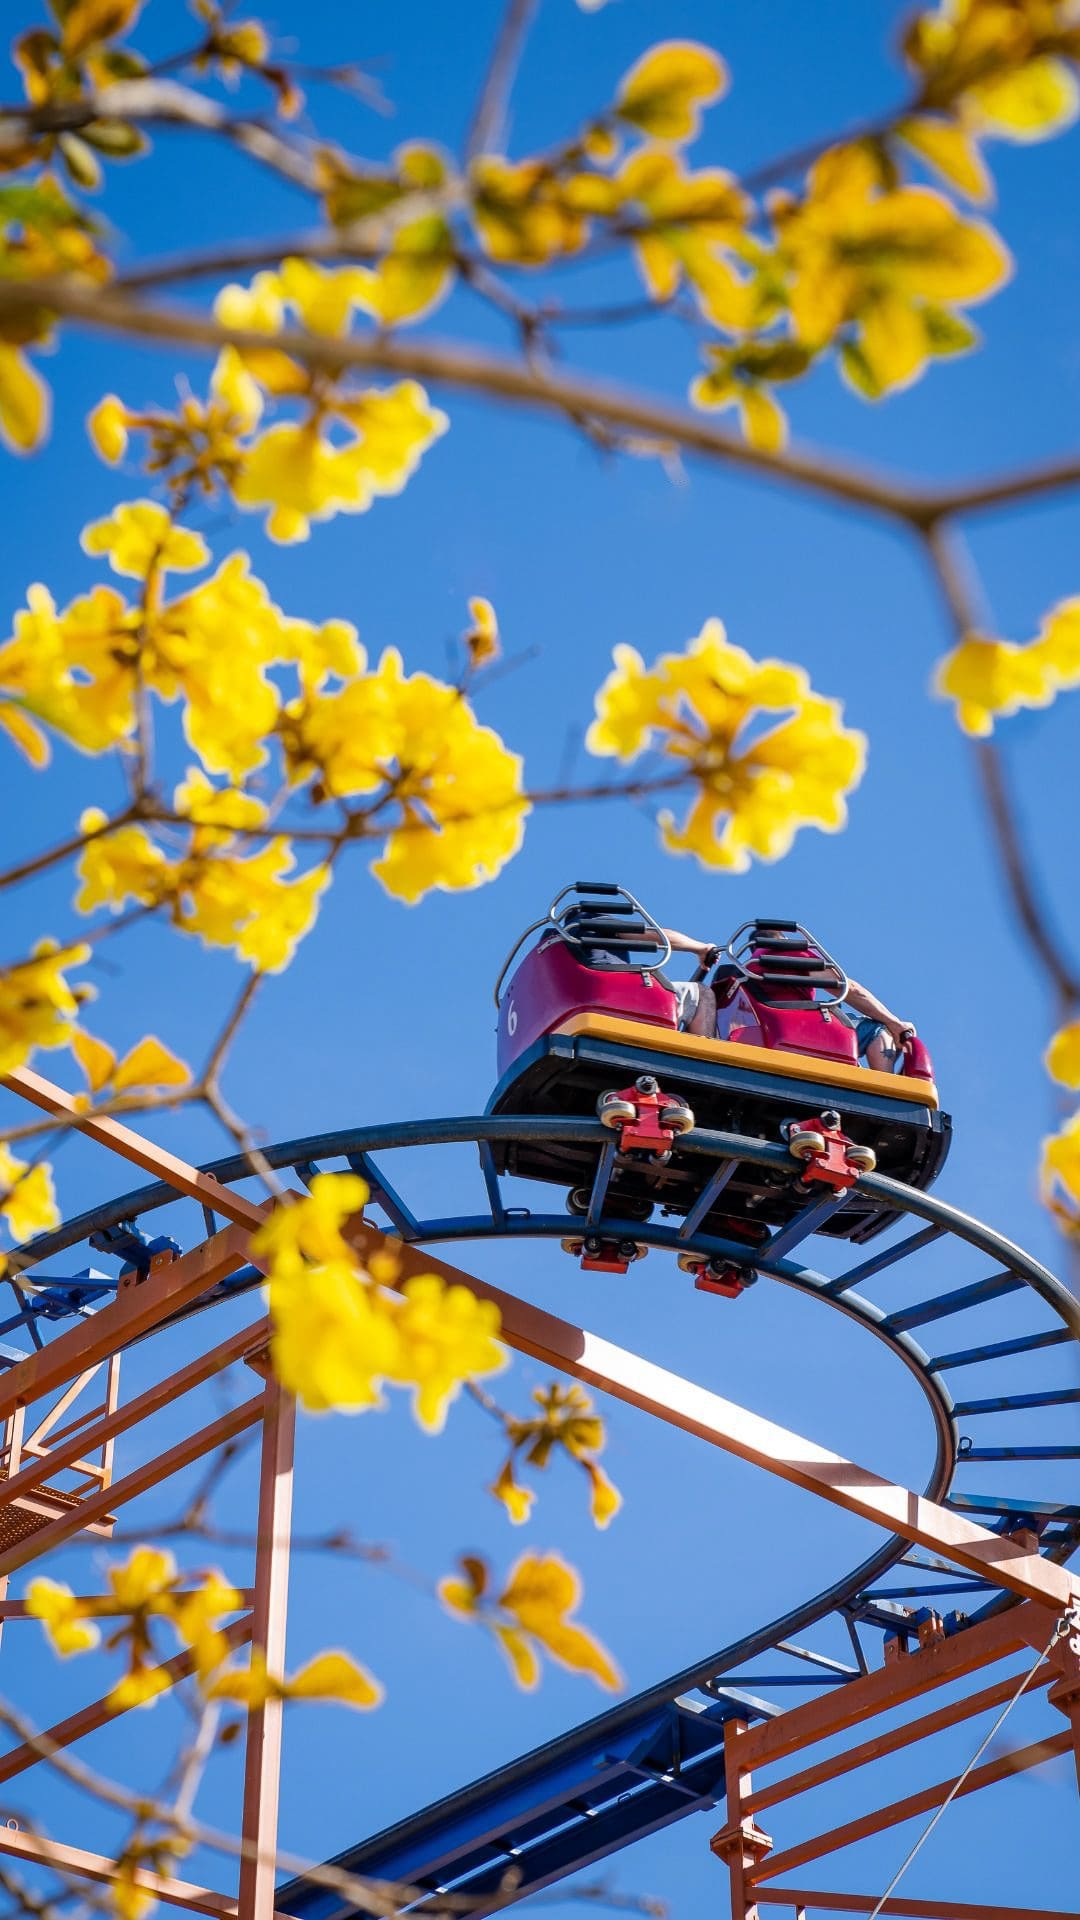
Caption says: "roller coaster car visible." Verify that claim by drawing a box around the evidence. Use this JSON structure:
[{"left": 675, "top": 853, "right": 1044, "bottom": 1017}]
[{"left": 488, "top": 883, "right": 951, "bottom": 1245}]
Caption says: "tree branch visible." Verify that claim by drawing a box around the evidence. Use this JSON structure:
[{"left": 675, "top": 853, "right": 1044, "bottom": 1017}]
[
  {"left": 466, "top": 0, "right": 541, "bottom": 161},
  {"left": 922, "top": 521, "right": 1080, "bottom": 1013}
]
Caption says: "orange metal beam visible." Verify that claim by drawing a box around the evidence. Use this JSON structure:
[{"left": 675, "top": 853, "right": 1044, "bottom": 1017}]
[
  {"left": 3, "top": 1067, "right": 267, "bottom": 1231},
  {"left": 0, "top": 1592, "right": 255, "bottom": 1618},
  {"left": 738, "top": 1606, "right": 1046, "bottom": 1771},
  {"left": 0, "top": 1317, "right": 269, "bottom": 1509},
  {"left": 746, "top": 1662, "right": 1053, "bottom": 1812},
  {"left": 753, "top": 1729, "right": 1073, "bottom": 1883},
  {"left": 0, "top": 1614, "right": 254, "bottom": 1782},
  {"left": 0, "top": 1823, "right": 251, "bottom": 1918},
  {"left": 0, "top": 1224, "right": 252, "bottom": 1426},
  {"left": 342, "top": 1220, "right": 1080, "bottom": 1615},
  {"left": 753, "top": 1890, "right": 1080, "bottom": 1918},
  {"left": 239, "top": 1380, "right": 295, "bottom": 1920},
  {"left": 0, "top": 1392, "right": 266, "bottom": 1577}
]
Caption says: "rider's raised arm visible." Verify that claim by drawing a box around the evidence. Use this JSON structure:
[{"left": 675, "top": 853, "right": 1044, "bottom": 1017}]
[
  {"left": 845, "top": 976, "right": 913, "bottom": 1041},
  {"left": 661, "top": 927, "right": 716, "bottom": 959}
]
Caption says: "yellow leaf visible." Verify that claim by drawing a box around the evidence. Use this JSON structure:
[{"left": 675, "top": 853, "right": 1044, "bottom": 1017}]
[
  {"left": 0, "top": 703, "right": 49, "bottom": 766},
  {"left": 61, "top": 0, "right": 144, "bottom": 58},
  {"left": 438, "top": 1554, "right": 489, "bottom": 1617},
  {"left": 586, "top": 1461, "right": 622, "bottom": 1529},
  {"left": 738, "top": 384, "right": 787, "bottom": 451},
  {"left": 71, "top": 1026, "right": 116, "bottom": 1093},
  {"left": 494, "top": 1622, "right": 541, "bottom": 1690},
  {"left": 111, "top": 1036, "right": 190, "bottom": 1094},
  {"left": 616, "top": 41, "right": 728, "bottom": 142},
  {"left": 858, "top": 292, "right": 930, "bottom": 395},
  {"left": 897, "top": 116, "right": 992, "bottom": 202},
  {"left": 281, "top": 1650, "right": 383, "bottom": 1709},
  {"left": 933, "top": 632, "right": 1056, "bottom": 736},
  {"left": 500, "top": 1551, "right": 622, "bottom": 1690},
  {"left": 1046, "top": 1022, "right": 1080, "bottom": 1091},
  {"left": 465, "top": 595, "right": 500, "bottom": 668},
  {"left": 0, "top": 345, "right": 49, "bottom": 453},
  {"left": 971, "top": 56, "right": 1080, "bottom": 142},
  {"left": 87, "top": 394, "right": 130, "bottom": 463},
  {"left": 107, "top": 1661, "right": 173, "bottom": 1712},
  {"left": 491, "top": 1458, "right": 536, "bottom": 1525}
]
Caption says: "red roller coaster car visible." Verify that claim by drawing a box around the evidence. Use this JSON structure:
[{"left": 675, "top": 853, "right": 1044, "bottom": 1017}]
[{"left": 487, "top": 881, "right": 950, "bottom": 1246}]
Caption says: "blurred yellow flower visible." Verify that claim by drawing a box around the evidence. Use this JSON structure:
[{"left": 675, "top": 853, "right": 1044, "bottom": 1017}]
[
  {"left": 81, "top": 502, "right": 210, "bottom": 579},
  {"left": 26, "top": 1577, "right": 100, "bottom": 1655},
  {"left": 1045, "top": 1021, "right": 1080, "bottom": 1090},
  {"left": 0, "top": 1146, "right": 58, "bottom": 1242},
  {"left": 0, "top": 940, "right": 90, "bottom": 1075},
  {"left": 440, "top": 1551, "right": 621, "bottom": 1691}
]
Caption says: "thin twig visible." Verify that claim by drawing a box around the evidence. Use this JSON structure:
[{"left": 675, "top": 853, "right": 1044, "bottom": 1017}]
[{"left": 466, "top": 0, "right": 541, "bottom": 161}]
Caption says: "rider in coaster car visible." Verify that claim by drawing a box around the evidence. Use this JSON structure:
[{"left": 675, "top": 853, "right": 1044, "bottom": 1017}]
[{"left": 661, "top": 926, "right": 915, "bottom": 1074}]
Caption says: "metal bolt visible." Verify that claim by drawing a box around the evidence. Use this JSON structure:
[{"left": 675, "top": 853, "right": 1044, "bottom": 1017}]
[
  {"left": 636, "top": 1075, "right": 658, "bottom": 1094},
  {"left": 821, "top": 1109, "right": 841, "bottom": 1130}
]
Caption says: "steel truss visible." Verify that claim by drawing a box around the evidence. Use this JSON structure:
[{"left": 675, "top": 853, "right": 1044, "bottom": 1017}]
[{"left": 0, "top": 1061, "right": 1077, "bottom": 1920}]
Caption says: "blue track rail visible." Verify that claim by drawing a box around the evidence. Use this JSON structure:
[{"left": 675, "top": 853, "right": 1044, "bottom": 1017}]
[{"left": 8, "top": 1116, "right": 1079, "bottom": 1917}]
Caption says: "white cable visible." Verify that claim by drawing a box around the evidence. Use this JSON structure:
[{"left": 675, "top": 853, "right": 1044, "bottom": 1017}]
[{"left": 867, "top": 1605, "right": 1079, "bottom": 1920}]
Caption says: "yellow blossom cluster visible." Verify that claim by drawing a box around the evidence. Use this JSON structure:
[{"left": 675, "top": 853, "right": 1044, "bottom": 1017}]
[
  {"left": 587, "top": 620, "right": 866, "bottom": 871},
  {"left": 934, "top": 595, "right": 1080, "bottom": 734},
  {"left": 440, "top": 1550, "right": 622, "bottom": 1691},
  {"left": 282, "top": 644, "right": 529, "bottom": 902},
  {"left": 490, "top": 1384, "right": 621, "bottom": 1529},
  {"left": 1041, "top": 1017, "right": 1080, "bottom": 1225},
  {"left": 252, "top": 1174, "right": 508, "bottom": 1429},
  {"left": 0, "top": 939, "right": 89, "bottom": 1075},
  {"left": 27, "top": 1545, "right": 381, "bottom": 1715}
]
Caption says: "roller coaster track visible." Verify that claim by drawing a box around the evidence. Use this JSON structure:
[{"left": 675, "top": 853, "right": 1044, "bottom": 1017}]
[{"left": 8, "top": 1113, "right": 1079, "bottom": 1919}]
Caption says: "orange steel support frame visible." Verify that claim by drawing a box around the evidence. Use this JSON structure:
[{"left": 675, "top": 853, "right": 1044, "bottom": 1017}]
[{"left": 0, "top": 1063, "right": 1077, "bottom": 1920}]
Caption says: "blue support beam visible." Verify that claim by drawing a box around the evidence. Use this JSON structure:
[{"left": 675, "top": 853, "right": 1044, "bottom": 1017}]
[
  {"left": 346, "top": 1153, "right": 418, "bottom": 1239},
  {"left": 953, "top": 1385, "right": 1080, "bottom": 1416},
  {"left": 677, "top": 1159, "right": 738, "bottom": 1241},
  {"left": 824, "top": 1223, "right": 944, "bottom": 1295},
  {"left": 928, "top": 1326, "right": 1074, "bottom": 1371},
  {"left": 276, "top": 1689, "right": 778, "bottom": 1919},
  {"left": 884, "top": 1271, "right": 1027, "bottom": 1333}
]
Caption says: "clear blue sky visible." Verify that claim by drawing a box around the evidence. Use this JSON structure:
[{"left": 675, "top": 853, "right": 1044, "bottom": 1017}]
[{"left": 3, "top": 0, "right": 1079, "bottom": 1912}]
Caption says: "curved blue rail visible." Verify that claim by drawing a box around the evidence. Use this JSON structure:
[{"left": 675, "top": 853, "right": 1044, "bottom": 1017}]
[{"left": 8, "top": 1116, "right": 1079, "bottom": 1915}]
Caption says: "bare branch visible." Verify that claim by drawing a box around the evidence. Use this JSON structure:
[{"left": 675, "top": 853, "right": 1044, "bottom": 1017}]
[
  {"left": 922, "top": 522, "right": 1080, "bottom": 1013},
  {"left": 467, "top": 0, "right": 541, "bottom": 161},
  {"left": 0, "top": 80, "right": 324, "bottom": 194}
]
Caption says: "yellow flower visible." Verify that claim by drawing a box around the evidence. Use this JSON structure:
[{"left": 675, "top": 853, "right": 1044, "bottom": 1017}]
[
  {"left": 1046, "top": 1021, "right": 1080, "bottom": 1091},
  {"left": 87, "top": 393, "right": 131, "bottom": 463},
  {"left": 933, "top": 632, "right": 1056, "bottom": 735},
  {"left": 1042, "top": 1110, "right": 1080, "bottom": 1210},
  {"left": 615, "top": 40, "right": 728, "bottom": 141},
  {"left": 253, "top": 1173, "right": 369, "bottom": 1276},
  {"left": 232, "top": 423, "right": 372, "bottom": 543},
  {"left": 278, "top": 259, "right": 374, "bottom": 335},
  {"left": 171, "top": 1571, "right": 245, "bottom": 1679},
  {"left": 270, "top": 1259, "right": 402, "bottom": 1412},
  {"left": 0, "top": 940, "right": 90, "bottom": 1075},
  {"left": 465, "top": 596, "right": 500, "bottom": 668},
  {"left": 348, "top": 217, "right": 455, "bottom": 328},
  {"left": 589, "top": 621, "right": 864, "bottom": 872},
  {"left": 0, "top": 581, "right": 137, "bottom": 761},
  {"left": 172, "top": 767, "right": 268, "bottom": 847},
  {"left": 108, "top": 1545, "right": 178, "bottom": 1612},
  {"left": 214, "top": 271, "right": 286, "bottom": 333},
  {"left": 81, "top": 502, "right": 210, "bottom": 579},
  {"left": 75, "top": 819, "right": 173, "bottom": 914},
  {"left": 178, "top": 841, "right": 330, "bottom": 973},
  {"left": 470, "top": 157, "right": 595, "bottom": 265},
  {"left": 391, "top": 1273, "right": 506, "bottom": 1433},
  {"left": 26, "top": 1577, "right": 100, "bottom": 1655},
  {"left": 156, "top": 555, "right": 283, "bottom": 776},
  {"left": 0, "top": 1146, "right": 59, "bottom": 1242}
]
